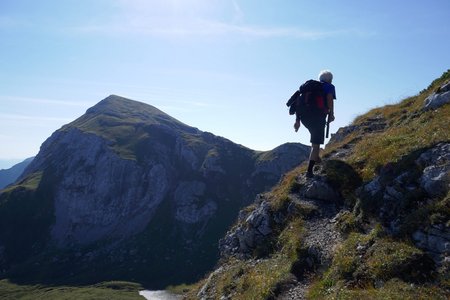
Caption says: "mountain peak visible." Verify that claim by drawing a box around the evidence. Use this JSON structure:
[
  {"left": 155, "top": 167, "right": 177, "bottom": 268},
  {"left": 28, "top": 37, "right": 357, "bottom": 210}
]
[
  {"left": 88, "top": 95, "right": 168, "bottom": 118},
  {"left": 65, "top": 95, "right": 193, "bottom": 135},
  {"left": 97, "top": 94, "right": 133, "bottom": 106}
]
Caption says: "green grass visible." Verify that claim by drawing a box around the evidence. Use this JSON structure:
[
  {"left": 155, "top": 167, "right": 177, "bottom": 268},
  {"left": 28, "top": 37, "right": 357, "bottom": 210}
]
[
  {"left": 68, "top": 114, "right": 153, "bottom": 161},
  {"left": 185, "top": 257, "right": 293, "bottom": 300},
  {"left": 0, "top": 172, "right": 42, "bottom": 195},
  {"left": 308, "top": 278, "right": 448, "bottom": 300},
  {"left": 308, "top": 226, "right": 444, "bottom": 298},
  {"left": 364, "top": 239, "right": 426, "bottom": 280},
  {"left": 349, "top": 103, "right": 450, "bottom": 180},
  {"left": 324, "top": 70, "right": 450, "bottom": 181},
  {"left": 334, "top": 211, "right": 363, "bottom": 234},
  {"left": 0, "top": 280, "right": 144, "bottom": 300},
  {"left": 328, "top": 230, "right": 379, "bottom": 281},
  {"left": 268, "top": 166, "right": 304, "bottom": 211},
  {"left": 278, "top": 218, "right": 305, "bottom": 260}
]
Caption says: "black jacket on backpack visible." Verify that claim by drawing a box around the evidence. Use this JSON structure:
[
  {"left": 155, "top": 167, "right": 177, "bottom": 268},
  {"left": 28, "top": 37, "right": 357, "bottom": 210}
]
[{"left": 286, "top": 80, "right": 328, "bottom": 117}]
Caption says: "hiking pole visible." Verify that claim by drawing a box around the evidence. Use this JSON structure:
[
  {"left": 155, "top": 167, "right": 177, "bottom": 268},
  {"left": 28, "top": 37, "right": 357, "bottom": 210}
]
[{"left": 326, "top": 115, "right": 330, "bottom": 139}]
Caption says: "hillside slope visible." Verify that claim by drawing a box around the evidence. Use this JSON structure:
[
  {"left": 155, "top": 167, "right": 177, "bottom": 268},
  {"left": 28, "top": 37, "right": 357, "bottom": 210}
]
[
  {"left": 0, "top": 157, "right": 34, "bottom": 189},
  {"left": 184, "top": 70, "right": 450, "bottom": 299},
  {"left": 0, "top": 95, "right": 310, "bottom": 288}
]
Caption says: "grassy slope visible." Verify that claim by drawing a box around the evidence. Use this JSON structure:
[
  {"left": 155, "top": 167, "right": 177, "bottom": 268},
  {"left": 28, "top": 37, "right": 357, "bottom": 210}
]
[
  {"left": 326, "top": 70, "right": 450, "bottom": 180},
  {"left": 180, "top": 70, "right": 450, "bottom": 299},
  {"left": 0, "top": 171, "right": 55, "bottom": 266},
  {"left": 63, "top": 95, "right": 194, "bottom": 161},
  {"left": 0, "top": 280, "right": 143, "bottom": 300}
]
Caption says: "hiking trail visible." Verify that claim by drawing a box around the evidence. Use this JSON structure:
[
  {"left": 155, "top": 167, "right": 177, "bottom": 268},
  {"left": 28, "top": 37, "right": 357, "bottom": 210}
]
[{"left": 276, "top": 174, "right": 344, "bottom": 299}]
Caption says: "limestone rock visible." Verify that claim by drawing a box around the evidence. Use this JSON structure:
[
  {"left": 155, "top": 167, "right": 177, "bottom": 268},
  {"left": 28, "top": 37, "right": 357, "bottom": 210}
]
[
  {"left": 25, "top": 128, "right": 171, "bottom": 246},
  {"left": 219, "top": 200, "right": 271, "bottom": 258},
  {"left": 360, "top": 143, "right": 449, "bottom": 223},
  {"left": 357, "top": 143, "right": 450, "bottom": 264},
  {"left": 417, "top": 143, "right": 450, "bottom": 198},
  {"left": 303, "top": 178, "right": 338, "bottom": 202},
  {"left": 412, "top": 225, "right": 450, "bottom": 265},
  {"left": 328, "top": 115, "right": 387, "bottom": 146},
  {"left": 361, "top": 176, "right": 383, "bottom": 197},
  {"left": 201, "top": 151, "right": 226, "bottom": 176},
  {"left": 420, "top": 165, "right": 449, "bottom": 198},
  {"left": 416, "top": 143, "right": 450, "bottom": 168},
  {"left": 424, "top": 81, "right": 450, "bottom": 110},
  {"left": 328, "top": 125, "right": 358, "bottom": 144},
  {"left": 174, "top": 181, "right": 218, "bottom": 224},
  {"left": 219, "top": 198, "right": 295, "bottom": 258}
]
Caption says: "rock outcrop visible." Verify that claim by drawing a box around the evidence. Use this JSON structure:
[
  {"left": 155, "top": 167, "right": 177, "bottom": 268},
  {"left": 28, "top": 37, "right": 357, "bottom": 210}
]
[
  {"left": 359, "top": 143, "right": 450, "bottom": 265},
  {"left": 219, "top": 196, "right": 294, "bottom": 259},
  {"left": 24, "top": 128, "right": 170, "bottom": 247},
  {"left": 424, "top": 81, "right": 450, "bottom": 110},
  {"left": 328, "top": 115, "right": 387, "bottom": 146},
  {"left": 219, "top": 171, "right": 339, "bottom": 260}
]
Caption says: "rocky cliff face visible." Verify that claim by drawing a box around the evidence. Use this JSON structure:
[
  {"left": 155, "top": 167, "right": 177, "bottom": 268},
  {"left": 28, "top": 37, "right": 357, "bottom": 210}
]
[
  {"left": 0, "top": 95, "right": 309, "bottom": 286},
  {"left": 22, "top": 128, "right": 166, "bottom": 247}
]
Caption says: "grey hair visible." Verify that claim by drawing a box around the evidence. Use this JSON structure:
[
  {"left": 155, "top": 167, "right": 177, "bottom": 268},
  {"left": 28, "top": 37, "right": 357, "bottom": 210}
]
[{"left": 318, "top": 70, "right": 333, "bottom": 83}]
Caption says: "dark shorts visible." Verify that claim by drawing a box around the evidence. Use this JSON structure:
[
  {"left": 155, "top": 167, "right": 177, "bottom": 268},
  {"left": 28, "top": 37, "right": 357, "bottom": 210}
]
[{"left": 300, "top": 113, "right": 327, "bottom": 144}]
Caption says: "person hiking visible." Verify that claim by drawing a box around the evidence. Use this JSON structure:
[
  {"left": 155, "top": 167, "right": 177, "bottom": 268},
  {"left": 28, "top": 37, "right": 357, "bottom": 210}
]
[{"left": 294, "top": 70, "right": 336, "bottom": 178}]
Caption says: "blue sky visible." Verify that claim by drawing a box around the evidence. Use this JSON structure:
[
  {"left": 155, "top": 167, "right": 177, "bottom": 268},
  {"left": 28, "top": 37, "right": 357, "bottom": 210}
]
[{"left": 1, "top": 0, "right": 449, "bottom": 169}]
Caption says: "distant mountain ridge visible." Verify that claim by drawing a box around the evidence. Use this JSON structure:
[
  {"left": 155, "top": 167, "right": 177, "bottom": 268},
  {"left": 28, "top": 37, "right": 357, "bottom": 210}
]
[
  {"left": 0, "top": 157, "right": 34, "bottom": 189},
  {"left": 0, "top": 95, "right": 310, "bottom": 287}
]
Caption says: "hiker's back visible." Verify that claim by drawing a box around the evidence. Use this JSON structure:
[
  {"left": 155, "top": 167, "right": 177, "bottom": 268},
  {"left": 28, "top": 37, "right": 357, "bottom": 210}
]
[{"left": 297, "top": 79, "right": 328, "bottom": 116}]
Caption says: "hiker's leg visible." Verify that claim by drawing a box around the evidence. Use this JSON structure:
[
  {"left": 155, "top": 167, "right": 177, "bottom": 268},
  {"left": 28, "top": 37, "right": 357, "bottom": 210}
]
[
  {"left": 307, "top": 116, "right": 325, "bottom": 162},
  {"left": 301, "top": 115, "right": 324, "bottom": 177},
  {"left": 307, "top": 143, "right": 320, "bottom": 177},
  {"left": 310, "top": 143, "right": 320, "bottom": 161}
]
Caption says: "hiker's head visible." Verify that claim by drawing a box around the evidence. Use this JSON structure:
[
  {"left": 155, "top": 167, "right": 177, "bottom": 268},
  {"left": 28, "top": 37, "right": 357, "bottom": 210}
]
[{"left": 318, "top": 70, "right": 333, "bottom": 83}]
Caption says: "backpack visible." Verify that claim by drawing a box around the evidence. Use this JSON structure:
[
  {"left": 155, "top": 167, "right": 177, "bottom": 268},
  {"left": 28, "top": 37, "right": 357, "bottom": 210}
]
[{"left": 286, "top": 80, "right": 327, "bottom": 116}]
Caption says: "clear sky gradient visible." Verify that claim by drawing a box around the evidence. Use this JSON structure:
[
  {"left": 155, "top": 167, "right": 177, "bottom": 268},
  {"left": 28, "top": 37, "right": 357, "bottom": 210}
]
[{"left": 1, "top": 0, "right": 449, "bottom": 169}]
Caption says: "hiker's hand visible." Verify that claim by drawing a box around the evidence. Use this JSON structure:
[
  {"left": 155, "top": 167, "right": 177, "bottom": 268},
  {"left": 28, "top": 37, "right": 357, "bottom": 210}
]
[
  {"left": 294, "top": 120, "right": 300, "bottom": 132},
  {"left": 328, "top": 114, "right": 335, "bottom": 123}
]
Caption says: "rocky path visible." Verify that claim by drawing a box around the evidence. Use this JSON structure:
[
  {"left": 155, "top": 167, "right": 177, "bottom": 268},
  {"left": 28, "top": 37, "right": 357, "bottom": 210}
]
[{"left": 276, "top": 182, "right": 343, "bottom": 300}]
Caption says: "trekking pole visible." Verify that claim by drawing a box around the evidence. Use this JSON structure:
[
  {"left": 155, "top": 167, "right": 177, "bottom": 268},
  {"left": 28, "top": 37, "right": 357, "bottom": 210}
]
[{"left": 326, "top": 115, "right": 330, "bottom": 139}]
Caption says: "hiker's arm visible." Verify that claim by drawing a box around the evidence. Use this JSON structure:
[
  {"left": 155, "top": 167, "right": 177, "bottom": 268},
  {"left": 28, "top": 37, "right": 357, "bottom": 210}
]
[
  {"left": 327, "top": 93, "right": 335, "bottom": 122},
  {"left": 294, "top": 108, "right": 301, "bottom": 132}
]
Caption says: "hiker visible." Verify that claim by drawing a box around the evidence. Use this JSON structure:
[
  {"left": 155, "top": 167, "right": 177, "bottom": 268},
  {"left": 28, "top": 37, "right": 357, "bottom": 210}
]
[{"left": 294, "top": 70, "right": 336, "bottom": 178}]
